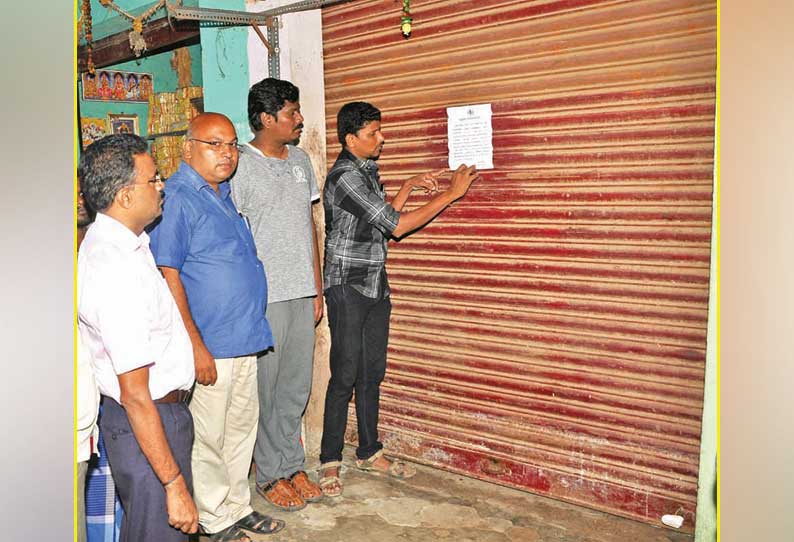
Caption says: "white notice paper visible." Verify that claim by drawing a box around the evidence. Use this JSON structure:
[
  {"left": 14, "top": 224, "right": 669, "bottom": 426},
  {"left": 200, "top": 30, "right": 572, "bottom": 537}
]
[{"left": 447, "top": 103, "right": 493, "bottom": 170}]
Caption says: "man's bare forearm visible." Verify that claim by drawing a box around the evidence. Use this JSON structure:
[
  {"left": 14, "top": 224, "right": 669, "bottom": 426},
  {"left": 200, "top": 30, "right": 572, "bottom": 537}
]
[
  {"left": 118, "top": 367, "right": 197, "bottom": 533},
  {"left": 391, "top": 165, "right": 478, "bottom": 238},
  {"left": 311, "top": 210, "right": 323, "bottom": 296},
  {"left": 391, "top": 182, "right": 415, "bottom": 212},
  {"left": 118, "top": 369, "right": 181, "bottom": 484},
  {"left": 392, "top": 191, "right": 457, "bottom": 238}
]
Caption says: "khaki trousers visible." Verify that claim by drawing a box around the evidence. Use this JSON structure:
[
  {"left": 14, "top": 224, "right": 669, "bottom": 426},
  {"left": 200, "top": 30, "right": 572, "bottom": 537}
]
[{"left": 190, "top": 355, "right": 258, "bottom": 533}]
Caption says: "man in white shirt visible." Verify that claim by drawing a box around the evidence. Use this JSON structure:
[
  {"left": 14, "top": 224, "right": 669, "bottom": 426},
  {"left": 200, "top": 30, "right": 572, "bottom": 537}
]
[
  {"left": 76, "top": 331, "right": 98, "bottom": 542},
  {"left": 77, "top": 134, "right": 198, "bottom": 542},
  {"left": 76, "top": 172, "right": 99, "bottom": 542}
]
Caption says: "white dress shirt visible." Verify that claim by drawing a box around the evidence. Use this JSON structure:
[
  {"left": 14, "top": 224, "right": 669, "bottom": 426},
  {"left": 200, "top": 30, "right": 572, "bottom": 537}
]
[
  {"left": 76, "top": 331, "right": 99, "bottom": 462},
  {"left": 77, "top": 213, "right": 195, "bottom": 403}
]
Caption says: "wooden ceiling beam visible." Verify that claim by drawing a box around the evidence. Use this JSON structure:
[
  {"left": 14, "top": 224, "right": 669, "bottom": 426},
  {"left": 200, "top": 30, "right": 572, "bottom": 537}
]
[{"left": 77, "top": 17, "right": 199, "bottom": 73}]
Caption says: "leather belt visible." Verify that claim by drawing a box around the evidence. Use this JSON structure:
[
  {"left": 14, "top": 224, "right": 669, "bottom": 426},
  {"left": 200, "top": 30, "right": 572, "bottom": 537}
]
[{"left": 154, "top": 389, "right": 191, "bottom": 404}]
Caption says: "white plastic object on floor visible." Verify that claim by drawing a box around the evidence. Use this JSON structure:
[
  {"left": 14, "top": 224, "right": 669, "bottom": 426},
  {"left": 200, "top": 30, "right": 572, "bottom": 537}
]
[{"left": 661, "top": 514, "right": 684, "bottom": 528}]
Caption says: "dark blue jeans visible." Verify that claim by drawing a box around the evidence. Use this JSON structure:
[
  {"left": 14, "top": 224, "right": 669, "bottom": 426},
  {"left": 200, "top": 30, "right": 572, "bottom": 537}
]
[
  {"left": 320, "top": 284, "right": 391, "bottom": 464},
  {"left": 101, "top": 397, "right": 194, "bottom": 542}
]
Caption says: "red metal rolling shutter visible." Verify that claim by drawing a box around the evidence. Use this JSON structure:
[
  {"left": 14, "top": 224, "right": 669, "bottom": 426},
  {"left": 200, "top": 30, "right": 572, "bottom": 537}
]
[{"left": 322, "top": 0, "right": 716, "bottom": 529}]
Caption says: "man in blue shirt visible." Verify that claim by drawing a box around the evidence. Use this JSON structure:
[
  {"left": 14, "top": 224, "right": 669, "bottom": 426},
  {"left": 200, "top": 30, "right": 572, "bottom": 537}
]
[{"left": 149, "top": 113, "right": 285, "bottom": 542}]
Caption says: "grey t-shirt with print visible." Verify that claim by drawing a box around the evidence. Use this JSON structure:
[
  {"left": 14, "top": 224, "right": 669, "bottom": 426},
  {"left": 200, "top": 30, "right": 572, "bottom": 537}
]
[{"left": 231, "top": 143, "right": 320, "bottom": 303}]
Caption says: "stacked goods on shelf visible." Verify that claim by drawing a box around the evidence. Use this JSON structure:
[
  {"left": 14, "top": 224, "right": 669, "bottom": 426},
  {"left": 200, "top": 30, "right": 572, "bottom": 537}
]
[
  {"left": 150, "top": 136, "right": 183, "bottom": 179},
  {"left": 148, "top": 86, "right": 203, "bottom": 179}
]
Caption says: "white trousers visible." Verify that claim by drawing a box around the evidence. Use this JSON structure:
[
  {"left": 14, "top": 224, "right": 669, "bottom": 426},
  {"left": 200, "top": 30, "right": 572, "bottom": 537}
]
[{"left": 190, "top": 355, "right": 258, "bottom": 533}]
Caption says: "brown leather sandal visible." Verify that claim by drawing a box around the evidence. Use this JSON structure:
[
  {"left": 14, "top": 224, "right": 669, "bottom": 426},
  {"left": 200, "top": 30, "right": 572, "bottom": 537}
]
[
  {"left": 256, "top": 478, "right": 307, "bottom": 511},
  {"left": 288, "top": 470, "right": 323, "bottom": 502}
]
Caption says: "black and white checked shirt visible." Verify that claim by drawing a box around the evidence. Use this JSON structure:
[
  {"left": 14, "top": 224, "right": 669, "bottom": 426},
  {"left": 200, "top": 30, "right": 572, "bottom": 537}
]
[{"left": 323, "top": 149, "right": 400, "bottom": 298}]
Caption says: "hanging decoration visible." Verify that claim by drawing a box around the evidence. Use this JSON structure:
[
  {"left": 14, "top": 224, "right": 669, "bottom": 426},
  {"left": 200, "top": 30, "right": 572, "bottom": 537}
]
[
  {"left": 80, "top": 0, "right": 96, "bottom": 74},
  {"left": 171, "top": 47, "right": 194, "bottom": 89},
  {"left": 97, "top": 0, "right": 168, "bottom": 57},
  {"left": 400, "top": 0, "right": 413, "bottom": 38}
]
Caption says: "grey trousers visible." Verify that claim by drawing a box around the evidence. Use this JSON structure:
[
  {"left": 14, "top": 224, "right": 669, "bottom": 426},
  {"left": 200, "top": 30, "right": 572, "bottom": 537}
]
[
  {"left": 77, "top": 461, "right": 88, "bottom": 542},
  {"left": 254, "top": 297, "right": 315, "bottom": 485}
]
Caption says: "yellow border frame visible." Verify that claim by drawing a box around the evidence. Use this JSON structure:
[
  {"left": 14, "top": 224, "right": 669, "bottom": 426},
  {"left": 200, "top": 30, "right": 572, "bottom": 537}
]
[
  {"left": 715, "top": 0, "right": 721, "bottom": 539},
  {"left": 73, "top": 1, "right": 80, "bottom": 541}
]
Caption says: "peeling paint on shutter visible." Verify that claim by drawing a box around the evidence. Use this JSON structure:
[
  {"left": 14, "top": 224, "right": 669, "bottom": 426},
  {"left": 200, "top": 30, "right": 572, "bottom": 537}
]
[{"left": 322, "top": 0, "right": 716, "bottom": 530}]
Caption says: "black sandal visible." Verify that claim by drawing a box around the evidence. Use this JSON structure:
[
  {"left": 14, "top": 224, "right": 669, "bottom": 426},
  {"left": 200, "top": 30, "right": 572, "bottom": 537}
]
[
  {"left": 206, "top": 524, "right": 252, "bottom": 542},
  {"left": 234, "top": 510, "right": 286, "bottom": 535}
]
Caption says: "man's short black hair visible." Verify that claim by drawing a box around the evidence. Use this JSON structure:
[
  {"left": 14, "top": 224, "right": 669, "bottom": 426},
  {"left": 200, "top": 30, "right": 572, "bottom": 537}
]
[
  {"left": 337, "top": 102, "right": 381, "bottom": 148},
  {"left": 79, "top": 134, "right": 148, "bottom": 212},
  {"left": 248, "top": 78, "right": 300, "bottom": 131}
]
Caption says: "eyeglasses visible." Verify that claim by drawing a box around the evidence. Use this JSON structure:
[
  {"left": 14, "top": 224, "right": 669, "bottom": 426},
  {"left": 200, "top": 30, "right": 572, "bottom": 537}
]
[
  {"left": 129, "top": 174, "right": 163, "bottom": 188},
  {"left": 189, "top": 138, "right": 240, "bottom": 152}
]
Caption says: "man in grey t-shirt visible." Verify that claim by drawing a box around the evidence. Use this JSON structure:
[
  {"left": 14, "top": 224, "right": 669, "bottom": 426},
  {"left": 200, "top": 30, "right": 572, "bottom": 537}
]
[{"left": 231, "top": 78, "right": 324, "bottom": 511}]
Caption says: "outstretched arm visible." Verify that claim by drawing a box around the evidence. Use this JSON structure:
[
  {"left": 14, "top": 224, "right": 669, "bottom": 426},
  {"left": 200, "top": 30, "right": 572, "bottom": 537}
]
[
  {"left": 391, "top": 170, "right": 442, "bottom": 212},
  {"left": 391, "top": 164, "right": 480, "bottom": 238}
]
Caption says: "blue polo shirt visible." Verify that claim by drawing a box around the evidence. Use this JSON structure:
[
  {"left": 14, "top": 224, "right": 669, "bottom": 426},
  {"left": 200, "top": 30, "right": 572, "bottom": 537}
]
[{"left": 149, "top": 162, "right": 273, "bottom": 359}]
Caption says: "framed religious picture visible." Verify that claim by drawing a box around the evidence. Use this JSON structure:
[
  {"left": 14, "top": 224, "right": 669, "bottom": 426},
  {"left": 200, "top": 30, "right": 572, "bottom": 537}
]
[
  {"left": 108, "top": 113, "right": 139, "bottom": 135},
  {"left": 80, "top": 117, "right": 108, "bottom": 148},
  {"left": 82, "top": 70, "right": 152, "bottom": 102}
]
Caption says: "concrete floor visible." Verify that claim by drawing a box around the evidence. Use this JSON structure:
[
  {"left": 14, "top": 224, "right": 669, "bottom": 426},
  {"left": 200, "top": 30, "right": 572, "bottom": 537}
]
[{"left": 201, "top": 448, "right": 693, "bottom": 542}]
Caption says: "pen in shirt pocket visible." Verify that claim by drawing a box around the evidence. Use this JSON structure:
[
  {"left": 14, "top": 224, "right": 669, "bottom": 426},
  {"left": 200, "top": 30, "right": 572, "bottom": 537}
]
[{"left": 239, "top": 213, "right": 252, "bottom": 232}]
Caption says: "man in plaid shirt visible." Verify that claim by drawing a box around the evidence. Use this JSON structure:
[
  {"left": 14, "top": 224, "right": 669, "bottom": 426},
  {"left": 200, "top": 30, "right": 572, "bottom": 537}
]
[{"left": 318, "top": 101, "right": 480, "bottom": 497}]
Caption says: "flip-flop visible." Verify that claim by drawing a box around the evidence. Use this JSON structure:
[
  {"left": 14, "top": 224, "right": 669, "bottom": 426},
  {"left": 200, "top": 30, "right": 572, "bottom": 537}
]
[
  {"left": 355, "top": 449, "right": 417, "bottom": 479},
  {"left": 318, "top": 461, "right": 343, "bottom": 498},
  {"left": 234, "top": 510, "right": 285, "bottom": 535}
]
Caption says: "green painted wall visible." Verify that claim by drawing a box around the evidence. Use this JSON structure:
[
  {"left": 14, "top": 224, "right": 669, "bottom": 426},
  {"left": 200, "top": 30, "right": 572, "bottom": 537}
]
[
  {"left": 199, "top": 0, "right": 250, "bottom": 141},
  {"left": 78, "top": 43, "right": 202, "bottom": 139},
  {"left": 78, "top": 0, "right": 203, "bottom": 143},
  {"left": 81, "top": 0, "right": 199, "bottom": 42},
  {"left": 79, "top": 0, "right": 251, "bottom": 143}
]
